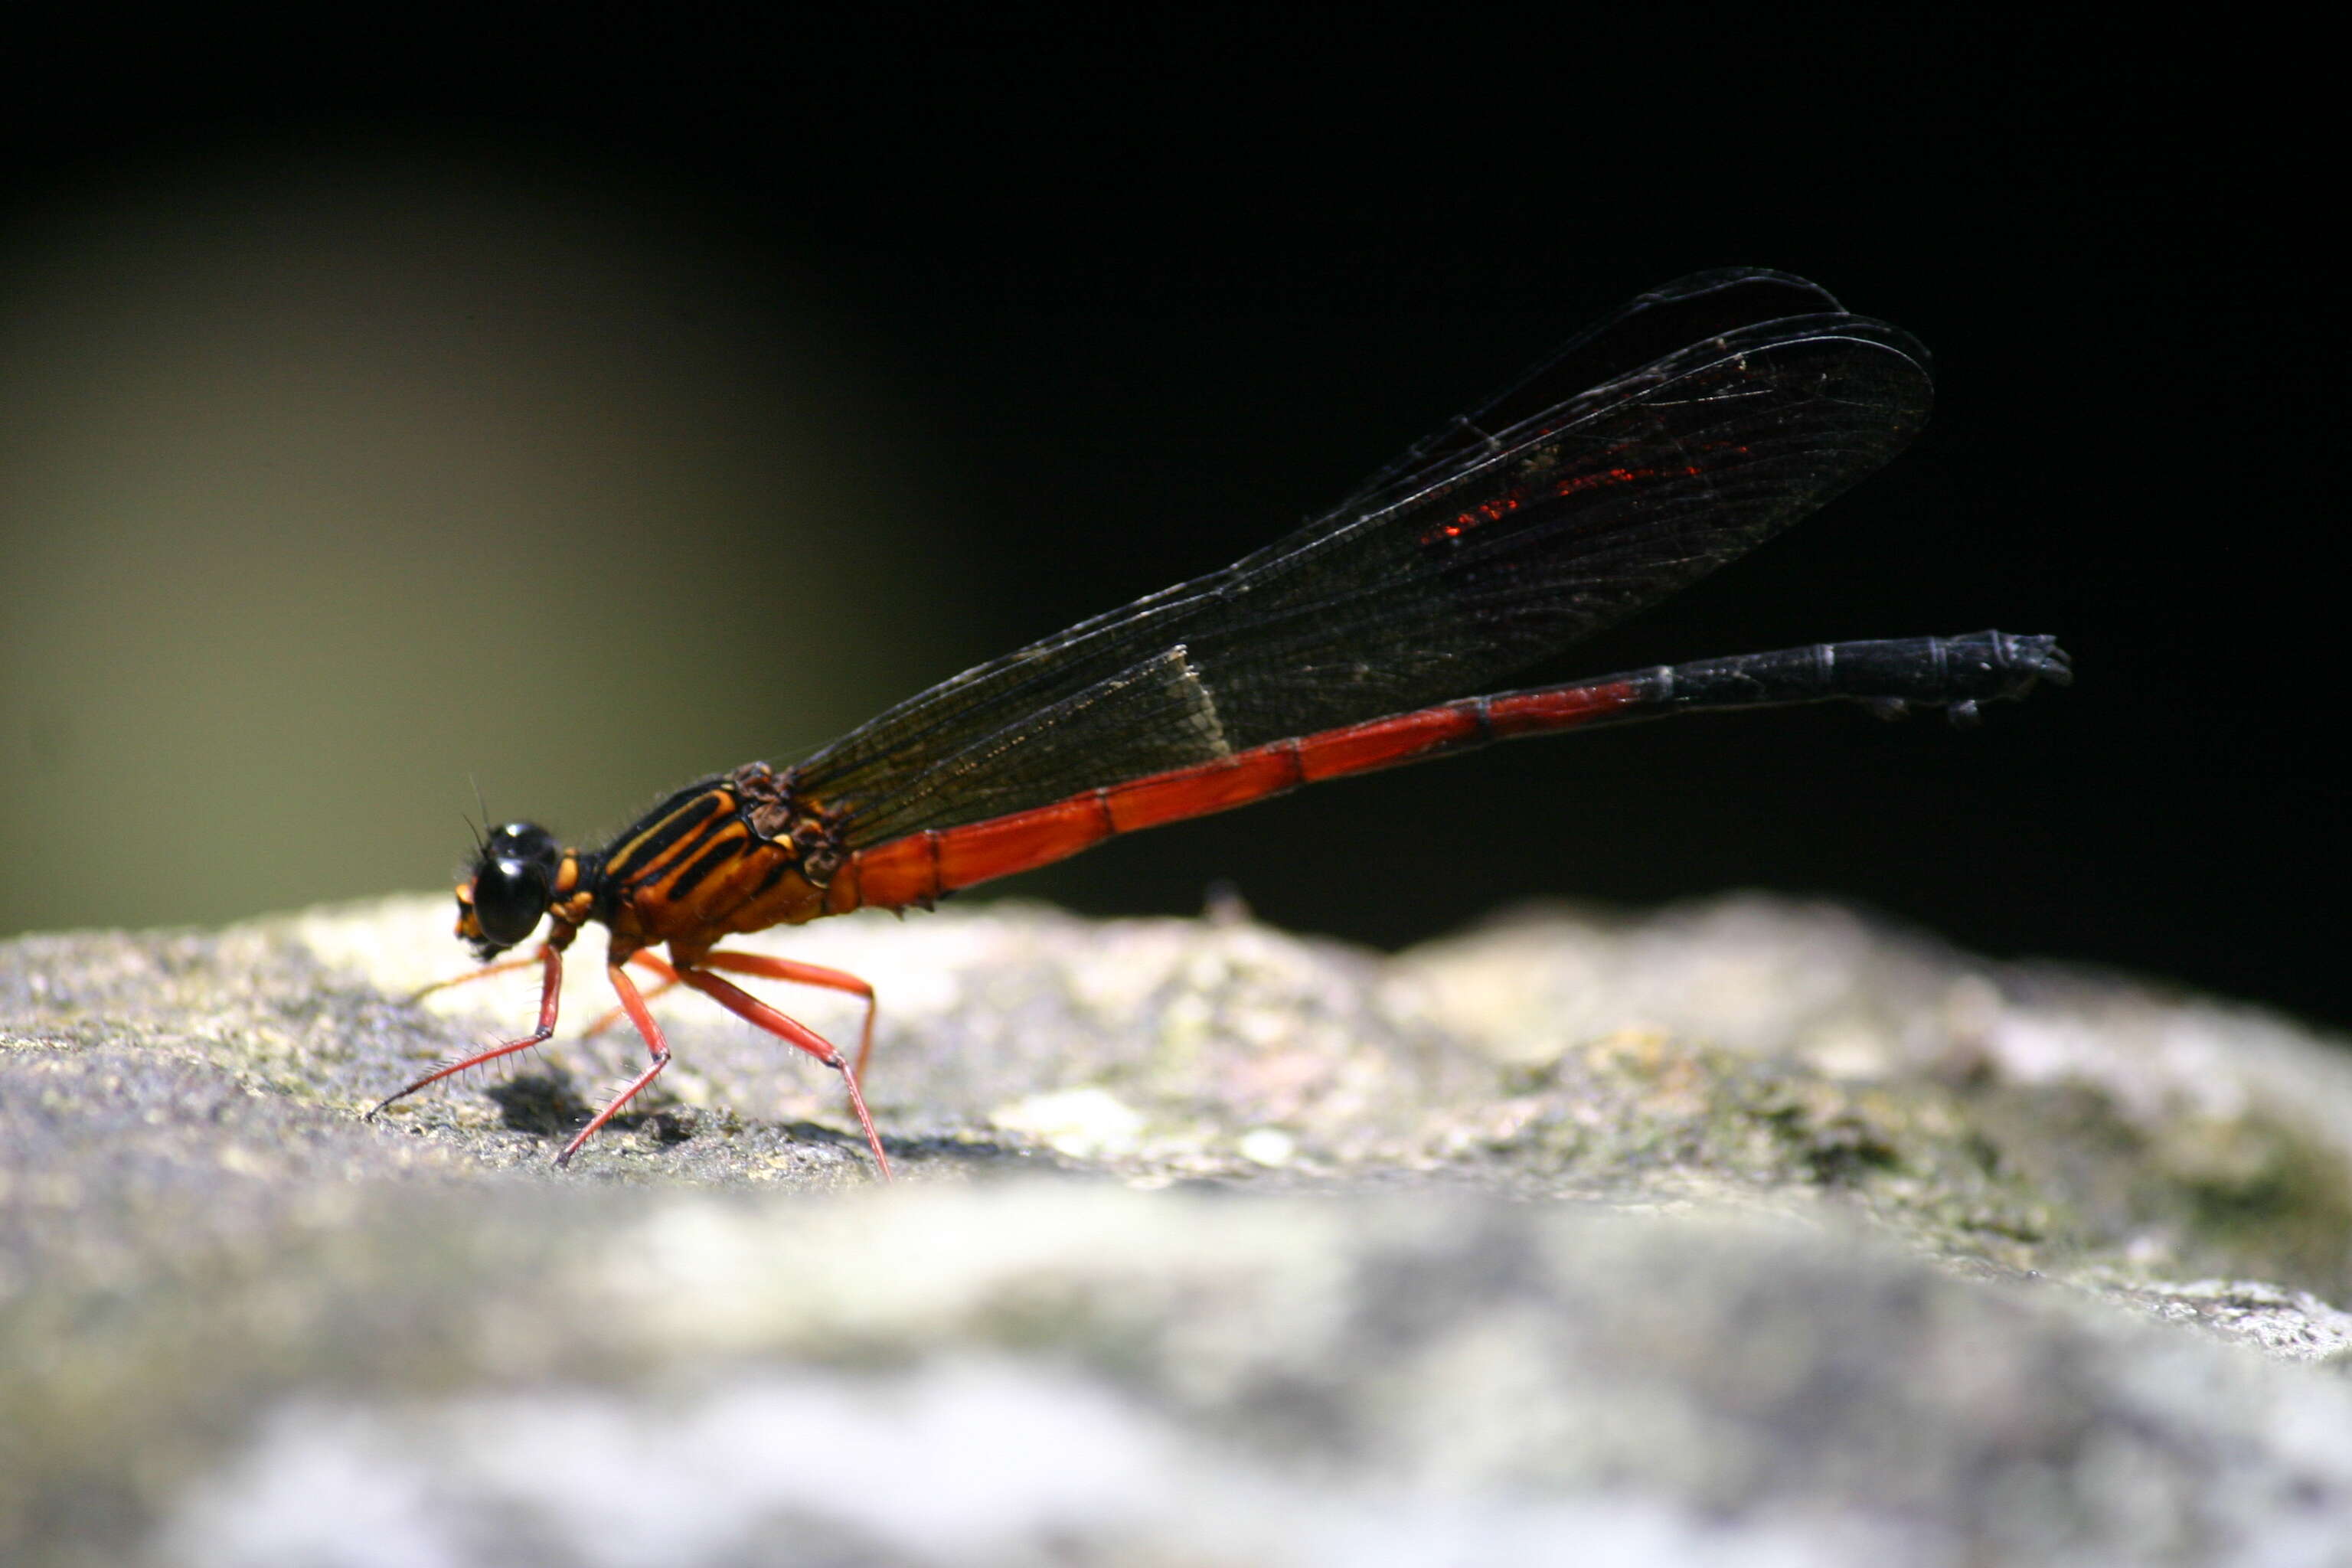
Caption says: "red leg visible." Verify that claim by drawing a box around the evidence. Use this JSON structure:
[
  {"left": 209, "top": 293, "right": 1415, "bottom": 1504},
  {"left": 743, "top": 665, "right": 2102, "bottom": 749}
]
[
  {"left": 581, "top": 951, "right": 681, "bottom": 1037},
  {"left": 695, "top": 949, "right": 880, "bottom": 1080},
  {"left": 554, "top": 962, "right": 674, "bottom": 1167},
  {"left": 676, "top": 965, "right": 893, "bottom": 1182},
  {"left": 409, "top": 942, "right": 547, "bottom": 1003},
  {"left": 371, "top": 944, "right": 565, "bottom": 1116}
]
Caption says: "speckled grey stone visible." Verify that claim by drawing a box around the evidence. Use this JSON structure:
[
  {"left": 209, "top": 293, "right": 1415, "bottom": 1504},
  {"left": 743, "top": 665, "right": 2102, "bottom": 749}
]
[{"left": 5, "top": 893, "right": 2350, "bottom": 1566}]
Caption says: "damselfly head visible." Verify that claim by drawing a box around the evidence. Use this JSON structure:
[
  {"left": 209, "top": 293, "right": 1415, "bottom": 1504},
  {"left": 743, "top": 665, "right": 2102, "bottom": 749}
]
[{"left": 456, "top": 821, "right": 561, "bottom": 959}]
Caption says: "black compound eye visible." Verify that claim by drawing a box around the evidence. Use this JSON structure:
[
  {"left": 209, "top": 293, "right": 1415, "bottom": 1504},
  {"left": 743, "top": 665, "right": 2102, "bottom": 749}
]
[
  {"left": 471, "top": 855, "right": 551, "bottom": 946},
  {"left": 495, "top": 822, "right": 558, "bottom": 861}
]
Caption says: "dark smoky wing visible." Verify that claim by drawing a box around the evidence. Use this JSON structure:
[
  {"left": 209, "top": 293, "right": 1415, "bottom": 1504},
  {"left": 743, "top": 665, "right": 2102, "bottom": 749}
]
[
  {"left": 1327, "top": 267, "right": 1860, "bottom": 521},
  {"left": 797, "top": 297, "right": 1932, "bottom": 846}
]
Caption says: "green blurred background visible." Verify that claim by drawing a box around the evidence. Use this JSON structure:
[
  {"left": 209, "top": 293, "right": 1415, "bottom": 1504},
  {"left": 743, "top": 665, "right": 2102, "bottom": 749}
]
[
  {"left": 0, "top": 145, "right": 970, "bottom": 932},
  {"left": 1, "top": 15, "right": 2335, "bottom": 1028}
]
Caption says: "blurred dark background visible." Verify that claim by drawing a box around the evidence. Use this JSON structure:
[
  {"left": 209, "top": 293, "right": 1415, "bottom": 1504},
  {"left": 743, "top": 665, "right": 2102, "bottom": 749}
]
[{"left": 2, "top": 14, "right": 2336, "bottom": 1026}]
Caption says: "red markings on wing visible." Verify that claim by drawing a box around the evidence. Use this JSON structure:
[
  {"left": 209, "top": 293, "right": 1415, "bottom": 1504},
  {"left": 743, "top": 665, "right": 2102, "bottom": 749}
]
[
  {"left": 1556, "top": 465, "right": 1650, "bottom": 497},
  {"left": 1418, "top": 462, "right": 1664, "bottom": 550}
]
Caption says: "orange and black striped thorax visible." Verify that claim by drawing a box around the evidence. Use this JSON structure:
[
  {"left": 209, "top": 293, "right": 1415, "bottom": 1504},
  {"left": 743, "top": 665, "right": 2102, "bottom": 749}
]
[{"left": 593, "top": 762, "right": 849, "bottom": 949}]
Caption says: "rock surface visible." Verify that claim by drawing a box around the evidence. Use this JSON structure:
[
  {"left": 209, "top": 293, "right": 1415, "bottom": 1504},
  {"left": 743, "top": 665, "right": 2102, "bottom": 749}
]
[{"left": 5, "top": 892, "right": 2351, "bottom": 1565}]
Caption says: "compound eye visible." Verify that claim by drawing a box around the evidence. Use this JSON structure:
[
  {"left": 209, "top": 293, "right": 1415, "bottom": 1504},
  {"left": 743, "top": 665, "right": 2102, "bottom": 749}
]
[
  {"left": 471, "top": 855, "right": 550, "bottom": 946},
  {"left": 496, "top": 822, "right": 558, "bottom": 861}
]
